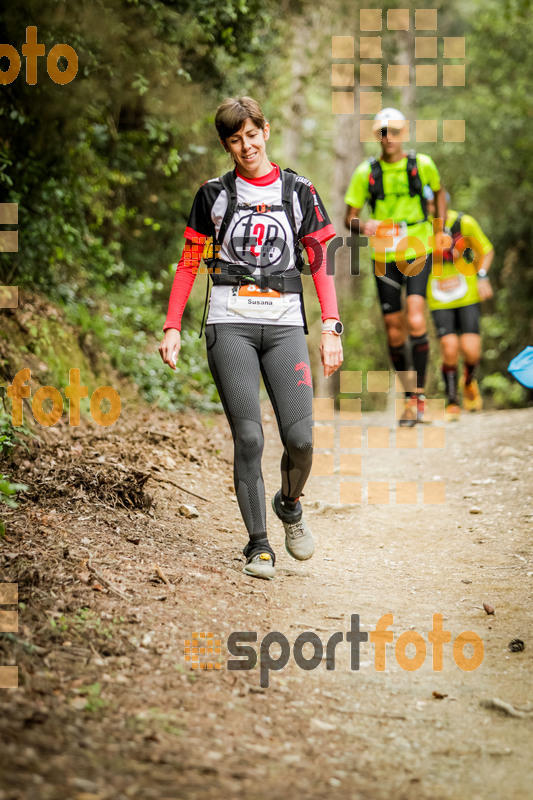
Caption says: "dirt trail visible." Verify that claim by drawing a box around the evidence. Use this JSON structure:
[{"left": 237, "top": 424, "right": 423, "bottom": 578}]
[{"left": 0, "top": 403, "right": 532, "bottom": 800}]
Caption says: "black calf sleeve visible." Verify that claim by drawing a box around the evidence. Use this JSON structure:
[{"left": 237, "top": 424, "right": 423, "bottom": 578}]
[
  {"left": 464, "top": 362, "right": 478, "bottom": 386},
  {"left": 388, "top": 342, "right": 407, "bottom": 373},
  {"left": 411, "top": 333, "right": 429, "bottom": 390},
  {"left": 442, "top": 365, "right": 458, "bottom": 404}
]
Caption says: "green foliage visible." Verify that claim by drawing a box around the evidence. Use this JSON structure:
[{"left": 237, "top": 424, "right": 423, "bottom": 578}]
[
  {"left": 51, "top": 607, "right": 119, "bottom": 640},
  {"left": 481, "top": 373, "right": 527, "bottom": 409},
  {"left": 75, "top": 682, "right": 109, "bottom": 712},
  {"left": 0, "top": 477, "right": 28, "bottom": 510},
  {"left": 0, "top": 413, "right": 29, "bottom": 529},
  {"left": 66, "top": 272, "right": 220, "bottom": 411},
  {"left": 0, "top": 412, "right": 30, "bottom": 457}
]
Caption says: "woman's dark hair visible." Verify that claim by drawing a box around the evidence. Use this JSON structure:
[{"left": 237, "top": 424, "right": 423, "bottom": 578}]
[{"left": 215, "top": 96, "right": 266, "bottom": 141}]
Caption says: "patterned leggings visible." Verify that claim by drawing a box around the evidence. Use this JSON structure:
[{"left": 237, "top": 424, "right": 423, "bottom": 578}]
[{"left": 205, "top": 323, "right": 313, "bottom": 543}]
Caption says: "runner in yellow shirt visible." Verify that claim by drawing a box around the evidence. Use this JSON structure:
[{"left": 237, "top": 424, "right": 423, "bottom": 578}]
[
  {"left": 344, "top": 108, "right": 447, "bottom": 426},
  {"left": 425, "top": 189, "right": 494, "bottom": 420}
]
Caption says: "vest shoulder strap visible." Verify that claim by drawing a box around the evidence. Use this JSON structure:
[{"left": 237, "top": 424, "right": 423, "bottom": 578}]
[
  {"left": 406, "top": 151, "right": 421, "bottom": 196},
  {"left": 281, "top": 168, "right": 298, "bottom": 234},
  {"left": 215, "top": 166, "right": 304, "bottom": 267},
  {"left": 442, "top": 212, "right": 464, "bottom": 264},
  {"left": 217, "top": 170, "right": 238, "bottom": 244},
  {"left": 218, "top": 168, "right": 300, "bottom": 241},
  {"left": 450, "top": 212, "right": 464, "bottom": 237},
  {"left": 368, "top": 157, "right": 384, "bottom": 212},
  {"left": 406, "top": 151, "right": 427, "bottom": 219}
]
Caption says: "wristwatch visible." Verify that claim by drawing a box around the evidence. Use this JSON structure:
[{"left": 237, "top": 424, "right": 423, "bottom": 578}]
[
  {"left": 477, "top": 268, "right": 488, "bottom": 279},
  {"left": 322, "top": 320, "right": 344, "bottom": 335}
]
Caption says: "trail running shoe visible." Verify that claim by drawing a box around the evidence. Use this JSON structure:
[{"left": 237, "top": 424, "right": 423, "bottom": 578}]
[
  {"left": 416, "top": 393, "right": 426, "bottom": 423},
  {"left": 399, "top": 394, "right": 417, "bottom": 427},
  {"left": 462, "top": 377, "right": 483, "bottom": 412},
  {"left": 399, "top": 393, "right": 426, "bottom": 426},
  {"left": 272, "top": 490, "right": 314, "bottom": 561},
  {"left": 445, "top": 402, "right": 461, "bottom": 422},
  {"left": 243, "top": 552, "right": 276, "bottom": 580}
]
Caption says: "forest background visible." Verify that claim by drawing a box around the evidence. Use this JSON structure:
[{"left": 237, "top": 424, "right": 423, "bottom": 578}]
[{"left": 0, "top": 0, "right": 532, "bottom": 417}]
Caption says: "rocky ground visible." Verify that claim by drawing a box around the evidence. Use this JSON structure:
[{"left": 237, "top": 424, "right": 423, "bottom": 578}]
[{"left": 0, "top": 399, "right": 532, "bottom": 800}]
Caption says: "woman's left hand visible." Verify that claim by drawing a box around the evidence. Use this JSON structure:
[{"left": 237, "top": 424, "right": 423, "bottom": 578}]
[{"left": 319, "top": 333, "right": 343, "bottom": 378}]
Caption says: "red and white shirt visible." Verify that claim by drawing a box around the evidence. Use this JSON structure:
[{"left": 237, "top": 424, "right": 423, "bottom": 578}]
[{"left": 164, "top": 164, "right": 339, "bottom": 329}]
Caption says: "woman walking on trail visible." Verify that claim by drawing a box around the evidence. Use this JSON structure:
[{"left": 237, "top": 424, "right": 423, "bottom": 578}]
[{"left": 159, "top": 96, "right": 343, "bottom": 580}]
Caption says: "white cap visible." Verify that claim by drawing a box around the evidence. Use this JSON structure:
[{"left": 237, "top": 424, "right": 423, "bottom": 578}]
[{"left": 372, "top": 107, "right": 406, "bottom": 133}]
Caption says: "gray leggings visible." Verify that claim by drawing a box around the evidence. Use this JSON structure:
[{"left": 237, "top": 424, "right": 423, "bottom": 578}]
[{"left": 205, "top": 323, "right": 313, "bottom": 543}]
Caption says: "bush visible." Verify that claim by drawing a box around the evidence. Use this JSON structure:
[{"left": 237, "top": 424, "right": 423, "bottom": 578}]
[
  {"left": 66, "top": 271, "right": 220, "bottom": 412},
  {"left": 0, "top": 411, "right": 29, "bottom": 532},
  {"left": 480, "top": 373, "right": 527, "bottom": 409}
]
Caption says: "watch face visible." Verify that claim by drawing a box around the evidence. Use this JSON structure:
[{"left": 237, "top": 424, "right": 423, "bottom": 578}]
[{"left": 334, "top": 321, "right": 343, "bottom": 335}]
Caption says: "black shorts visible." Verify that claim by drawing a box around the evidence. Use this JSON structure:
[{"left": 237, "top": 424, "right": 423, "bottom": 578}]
[
  {"left": 373, "top": 254, "right": 432, "bottom": 315},
  {"left": 431, "top": 303, "right": 481, "bottom": 338}
]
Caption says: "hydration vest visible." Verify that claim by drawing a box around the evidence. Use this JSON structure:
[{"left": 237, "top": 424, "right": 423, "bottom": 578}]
[
  {"left": 200, "top": 167, "right": 308, "bottom": 336},
  {"left": 203, "top": 167, "right": 306, "bottom": 292},
  {"left": 367, "top": 151, "right": 427, "bottom": 221},
  {"left": 443, "top": 212, "right": 464, "bottom": 262}
]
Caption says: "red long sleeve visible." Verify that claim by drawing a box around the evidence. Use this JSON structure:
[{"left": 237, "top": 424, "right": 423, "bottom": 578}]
[
  {"left": 163, "top": 238, "right": 205, "bottom": 331},
  {"left": 305, "top": 240, "right": 340, "bottom": 322},
  {"left": 164, "top": 237, "right": 339, "bottom": 331}
]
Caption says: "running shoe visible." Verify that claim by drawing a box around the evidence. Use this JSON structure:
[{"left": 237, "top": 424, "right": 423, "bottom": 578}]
[
  {"left": 462, "top": 377, "right": 483, "bottom": 412},
  {"left": 445, "top": 402, "right": 461, "bottom": 422},
  {"left": 416, "top": 393, "right": 426, "bottom": 424},
  {"left": 399, "top": 394, "right": 417, "bottom": 427},
  {"left": 243, "top": 552, "right": 276, "bottom": 580},
  {"left": 399, "top": 393, "right": 426, "bottom": 426},
  {"left": 271, "top": 490, "right": 314, "bottom": 561}
]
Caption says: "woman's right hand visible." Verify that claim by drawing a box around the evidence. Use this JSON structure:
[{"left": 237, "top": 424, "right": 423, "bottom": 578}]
[{"left": 159, "top": 328, "right": 181, "bottom": 370}]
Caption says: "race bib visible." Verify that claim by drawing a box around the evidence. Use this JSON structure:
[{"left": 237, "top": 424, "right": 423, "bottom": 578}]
[
  {"left": 376, "top": 222, "right": 408, "bottom": 254},
  {"left": 390, "top": 222, "right": 408, "bottom": 253},
  {"left": 431, "top": 274, "right": 468, "bottom": 304},
  {"left": 227, "top": 284, "right": 291, "bottom": 319}
]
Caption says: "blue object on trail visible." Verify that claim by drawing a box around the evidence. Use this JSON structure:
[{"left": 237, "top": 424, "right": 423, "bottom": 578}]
[{"left": 508, "top": 346, "right": 533, "bottom": 388}]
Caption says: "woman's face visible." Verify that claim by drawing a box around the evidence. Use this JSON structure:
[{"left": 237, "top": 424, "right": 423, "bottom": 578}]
[{"left": 223, "top": 117, "right": 271, "bottom": 177}]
